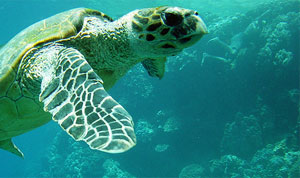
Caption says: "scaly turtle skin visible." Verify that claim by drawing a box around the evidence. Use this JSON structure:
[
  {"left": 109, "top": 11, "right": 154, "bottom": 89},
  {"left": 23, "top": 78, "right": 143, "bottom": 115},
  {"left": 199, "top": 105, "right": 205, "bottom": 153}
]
[{"left": 0, "top": 7, "right": 207, "bottom": 157}]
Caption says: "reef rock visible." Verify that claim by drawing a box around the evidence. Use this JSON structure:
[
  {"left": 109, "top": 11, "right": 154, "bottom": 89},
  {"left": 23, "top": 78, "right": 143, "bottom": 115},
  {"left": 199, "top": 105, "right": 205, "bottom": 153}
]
[
  {"left": 135, "top": 119, "right": 155, "bottom": 142},
  {"left": 179, "top": 164, "right": 204, "bottom": 178},
  {"left": 154, "top": 144, "right": 169, "bottom": 152},
  {"left": 209, "top": 155, "right": 248, "bottom": 178},
  {"left": 221, "top": 113, "right": 263, "bottom": 159},
  {"left": 103, "top": 159, "right": 136, "bottom": 178}
]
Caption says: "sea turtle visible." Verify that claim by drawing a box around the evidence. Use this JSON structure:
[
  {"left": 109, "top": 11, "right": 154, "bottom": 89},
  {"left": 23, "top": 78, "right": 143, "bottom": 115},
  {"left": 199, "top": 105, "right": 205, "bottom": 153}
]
[{"left": 0, "top": 6, "right": 207, "bottom": 157}]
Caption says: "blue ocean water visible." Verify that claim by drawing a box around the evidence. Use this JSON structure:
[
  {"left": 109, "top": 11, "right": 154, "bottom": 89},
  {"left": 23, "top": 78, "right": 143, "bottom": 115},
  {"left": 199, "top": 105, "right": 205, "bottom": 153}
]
[{"left": 0, "top": 0, "right": 299, "bottom": 177}]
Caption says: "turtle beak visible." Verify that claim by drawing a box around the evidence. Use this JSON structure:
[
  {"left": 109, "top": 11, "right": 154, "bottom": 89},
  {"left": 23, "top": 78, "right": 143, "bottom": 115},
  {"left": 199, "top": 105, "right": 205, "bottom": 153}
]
[
  {"left": 160, "top": 7, "right": 208, "bottom": 48},
  {"left": 174, "top": 12, "right": 208, "bottom": 48},
  {"left": 197, "top": 15, "right": 208, "bottom": 35}
]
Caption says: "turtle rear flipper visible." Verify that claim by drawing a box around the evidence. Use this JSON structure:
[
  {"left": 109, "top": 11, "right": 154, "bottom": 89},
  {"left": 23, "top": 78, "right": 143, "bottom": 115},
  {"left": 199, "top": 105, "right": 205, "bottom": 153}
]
[
  {"left": 40, "top": 47, "right": 136, "bottom": 153},
  {"left": 0, "top": 139, "right": 24, "bottom": 158}
]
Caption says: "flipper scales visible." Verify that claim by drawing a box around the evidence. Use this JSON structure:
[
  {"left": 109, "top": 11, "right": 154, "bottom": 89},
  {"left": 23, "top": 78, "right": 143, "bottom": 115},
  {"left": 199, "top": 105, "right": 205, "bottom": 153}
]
[{"left": 40, "top": 48, "right": 136, "bottom": 153}]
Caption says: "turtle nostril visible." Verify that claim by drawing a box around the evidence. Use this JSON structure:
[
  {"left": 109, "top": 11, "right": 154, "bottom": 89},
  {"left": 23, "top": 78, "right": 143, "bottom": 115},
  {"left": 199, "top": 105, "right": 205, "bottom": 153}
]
[
  {"left": 185, "top": 14, "right": 190, "bottom": 17},
  {"left": 162, "top": 12, "right": 183, "bottom": 27},
  {"left": 195, "top": 11, "right": 199, "bottom": 16}
]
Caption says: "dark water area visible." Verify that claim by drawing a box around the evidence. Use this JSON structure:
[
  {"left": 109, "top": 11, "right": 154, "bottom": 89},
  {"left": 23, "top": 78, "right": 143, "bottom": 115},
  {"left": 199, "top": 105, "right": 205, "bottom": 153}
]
[{"left": 0, "top": 0, "right": 299, "bottom": 177}]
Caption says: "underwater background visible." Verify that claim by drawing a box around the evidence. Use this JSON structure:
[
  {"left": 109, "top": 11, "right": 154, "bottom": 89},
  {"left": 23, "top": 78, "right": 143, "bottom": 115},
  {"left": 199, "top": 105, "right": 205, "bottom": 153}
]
[{"left": 0, "top": 0, "right": 299, "bottom": 177}]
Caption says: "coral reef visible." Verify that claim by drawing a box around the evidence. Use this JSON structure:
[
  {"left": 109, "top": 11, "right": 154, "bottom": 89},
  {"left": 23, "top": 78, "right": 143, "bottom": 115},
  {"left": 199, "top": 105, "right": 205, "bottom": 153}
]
[
  {"left": 181, "top": 136, "right": 300, "bottom": 178},
  {"left": 221, "top": 113, "right": 263, "bottom": 159},
  {"left": 160, "top": 116, "right": 180, "bottom": 133},
  {"left": 202, "top": 0, "right": 300, "bottom": 71},
  {"left": 259, "top": 21, "right": 292, "bottom": 65},
  {"left": 135, "top": 119, "right": 155, "bottom": 143},
  {"left": 208, "top": 155, "right": 248, "bottom": 178},
  {"left": 154, "top": 144, "right": 169, "bottom": 152},
  {"left": 155, "top": 110, "right": 180, "bottom": 133},
  {"left": 176, "top": 1, "right": 299, "bottom": 177},
  {"left": 288, "top": 89, "right": 300, "bottom": 104},
  {"left": 179, "top": 164, "right": 204, "bottom": 178},
  {"left": 249, "top": 136, "right": 300, "bottom": 178},
  {"left": 102, "top": 159, "right": 135, "bottom": 178},
  {"left": 274, "top": 49, "right": 293, "bottom": 66},
  {"left": 35, "top": 131, "right": 107, "bottom": 177}
]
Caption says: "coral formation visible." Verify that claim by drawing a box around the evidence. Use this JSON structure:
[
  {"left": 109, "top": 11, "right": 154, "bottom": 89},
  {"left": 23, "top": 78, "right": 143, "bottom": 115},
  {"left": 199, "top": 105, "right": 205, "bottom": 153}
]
[
  {"left": 249, "top": 136, "right": 300, "bottom": 178},
  {"left": 179, "top": 164, "right": 204, "bottom": 178},
  {"left": 208, "top": 155, "right": 248, "bottom": 177},
  {"left": 135, "top": 119, "right": 155, "bottom": 143},
  {"left": 37, "top": 131, "right": 107, "bottom": 177},
  {"left": 161, "top": 116, "right": 180, "bottom": 133},
  {"left": 184, "top": 136, "right": 300, "bottom": 178},
  {"left": 102, "top": 159, "right": 135, "bottom": 178},
  {"left": 221, "top": 113, "right": 263, "bottom": 159},
  {"left": 259, "top": 21, "right": 292, "bottom": 65},
  {"left": 176, "top": 1, "right": 299, "bottom": 177},
  {"left": 155, "top": 110, "right": 180, "bottom": 133},
  {"left": 274, "top": 49, "right": 293, "bottom": 66},
  {"left": 154, "top": 144, "right": 169, "bottom": 152}
]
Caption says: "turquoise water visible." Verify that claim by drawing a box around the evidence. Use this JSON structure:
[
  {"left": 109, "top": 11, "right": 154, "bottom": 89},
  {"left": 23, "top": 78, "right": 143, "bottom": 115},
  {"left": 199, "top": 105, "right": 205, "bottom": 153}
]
[{"left": 0, "top": 0, "right": 299, "bottom": 177}]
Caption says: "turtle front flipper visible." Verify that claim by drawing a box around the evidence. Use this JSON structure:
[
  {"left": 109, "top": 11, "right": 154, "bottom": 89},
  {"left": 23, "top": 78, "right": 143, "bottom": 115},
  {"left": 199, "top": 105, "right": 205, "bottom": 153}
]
[
  {"left": 40, "top": 47, "right": 136, "bottom": 153},
  {"left": 142, "top": 57, "right": 167, "bottom": 79}
]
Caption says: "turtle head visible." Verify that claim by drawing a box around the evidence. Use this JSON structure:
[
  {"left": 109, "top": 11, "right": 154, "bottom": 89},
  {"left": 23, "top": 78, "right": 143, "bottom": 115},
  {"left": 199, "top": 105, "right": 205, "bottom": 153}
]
[{"left": 125, "top": 6, "right": 208, "bottom": 58}]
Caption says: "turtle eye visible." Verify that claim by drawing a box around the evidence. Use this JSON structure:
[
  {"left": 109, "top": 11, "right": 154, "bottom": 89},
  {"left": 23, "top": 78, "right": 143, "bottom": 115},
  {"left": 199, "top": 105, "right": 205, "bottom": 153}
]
[{"left": 162, "top": 12, "right": 183, "bottom": 27}]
